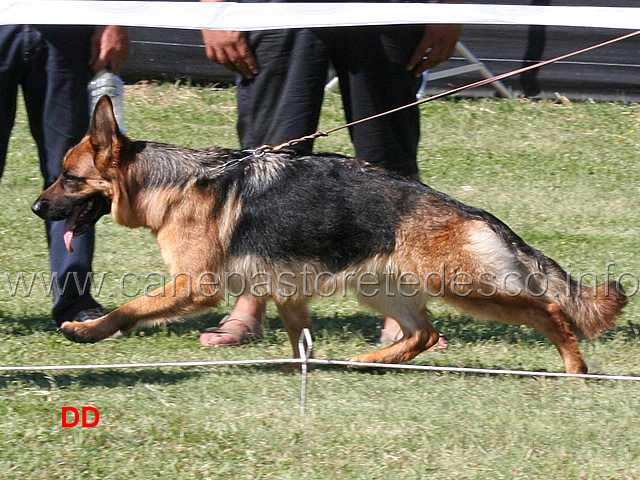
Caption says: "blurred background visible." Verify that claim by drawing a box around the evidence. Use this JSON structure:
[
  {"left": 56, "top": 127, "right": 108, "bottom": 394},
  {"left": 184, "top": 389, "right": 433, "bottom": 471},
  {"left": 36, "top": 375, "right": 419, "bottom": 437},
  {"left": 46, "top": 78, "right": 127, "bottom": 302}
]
[{"left": 119, "top": 0, "right": 640, "bottom": 101}]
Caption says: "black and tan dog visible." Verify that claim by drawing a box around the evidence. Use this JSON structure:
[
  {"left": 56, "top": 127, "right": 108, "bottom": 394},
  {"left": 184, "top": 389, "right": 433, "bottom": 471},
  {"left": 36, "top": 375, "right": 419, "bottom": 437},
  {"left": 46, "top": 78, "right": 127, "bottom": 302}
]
[{"left": 32, "top": 96, "right": 626, "bottom": 373}]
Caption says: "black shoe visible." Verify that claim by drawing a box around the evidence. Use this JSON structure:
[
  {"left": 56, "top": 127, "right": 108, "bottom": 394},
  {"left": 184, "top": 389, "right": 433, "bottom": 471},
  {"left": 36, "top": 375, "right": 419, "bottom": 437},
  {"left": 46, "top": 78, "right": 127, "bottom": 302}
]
[
  {"left": 71, "top": 307, "right": 105, "bottom": 323},
  {"left": 70, "top": 307, "right": 123, "bottom": 340}
]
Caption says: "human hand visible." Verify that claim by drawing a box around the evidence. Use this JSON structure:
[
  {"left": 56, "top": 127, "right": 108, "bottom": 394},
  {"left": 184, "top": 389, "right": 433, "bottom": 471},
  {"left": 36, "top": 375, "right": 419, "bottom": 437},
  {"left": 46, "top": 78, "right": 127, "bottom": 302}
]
[
  {"left": 90, "top": 26, "right": 130, "bottom": 73},
  {"left": 199, "top": 0, "right": 258, "bottom": 78},
  {"left": 406, "top": 23, "right": 462, "bottom": 77},
  {"left": 201, "top": 29, "right": 259, "bottom": 79}
]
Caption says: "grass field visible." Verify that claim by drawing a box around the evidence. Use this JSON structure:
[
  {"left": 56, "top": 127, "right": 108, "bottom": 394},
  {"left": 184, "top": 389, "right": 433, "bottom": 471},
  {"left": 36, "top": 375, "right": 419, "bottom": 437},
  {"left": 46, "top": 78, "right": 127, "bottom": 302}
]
[{"left": 0, "top": 84, "right": 639, "bottom": 479}]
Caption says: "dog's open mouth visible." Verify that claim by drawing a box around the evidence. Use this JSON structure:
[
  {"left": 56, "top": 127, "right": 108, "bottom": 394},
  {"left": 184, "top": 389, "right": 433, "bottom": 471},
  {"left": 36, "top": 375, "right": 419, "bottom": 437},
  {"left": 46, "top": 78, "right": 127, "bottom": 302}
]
[{"left": 63, "top": 196, "right": 110, "bottom": 252}]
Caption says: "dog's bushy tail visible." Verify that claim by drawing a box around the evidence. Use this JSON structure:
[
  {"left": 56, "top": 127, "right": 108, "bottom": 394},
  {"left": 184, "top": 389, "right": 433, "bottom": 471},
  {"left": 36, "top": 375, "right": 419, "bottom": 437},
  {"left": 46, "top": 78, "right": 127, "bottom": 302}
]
[{"left": 553, "top": 274, "right": 627, "bottom": 339}]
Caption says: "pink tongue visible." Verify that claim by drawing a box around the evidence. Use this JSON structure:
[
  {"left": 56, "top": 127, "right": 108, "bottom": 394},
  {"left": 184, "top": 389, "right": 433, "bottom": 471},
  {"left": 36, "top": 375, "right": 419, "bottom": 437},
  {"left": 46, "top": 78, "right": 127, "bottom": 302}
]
[
  {"left": 63, "top": 216, "right": 77, "bottom": 253},
  {"left": 63, "top": 229, "right": 74, "bottom": 253}
]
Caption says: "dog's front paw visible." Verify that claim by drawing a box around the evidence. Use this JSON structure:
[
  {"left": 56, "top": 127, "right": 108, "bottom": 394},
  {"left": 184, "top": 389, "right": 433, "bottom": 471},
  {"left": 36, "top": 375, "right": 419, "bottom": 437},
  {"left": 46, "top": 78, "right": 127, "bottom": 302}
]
[
  {"left": 59, "top": 320, "right": 104, "bottom": 343},
  {"left": 349, "top": 353, "right": 378, "bottom": 365},
  {"left": 348, "top": 353, "right": 379, "bottom": 371}
]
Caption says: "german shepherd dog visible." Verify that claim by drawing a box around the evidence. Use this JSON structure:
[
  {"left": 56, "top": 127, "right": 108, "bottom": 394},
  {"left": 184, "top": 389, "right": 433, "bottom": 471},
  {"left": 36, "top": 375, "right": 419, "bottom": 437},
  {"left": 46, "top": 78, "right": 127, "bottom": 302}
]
[{"left": 32, "top": 96, "right": 626, "bottom": 373}]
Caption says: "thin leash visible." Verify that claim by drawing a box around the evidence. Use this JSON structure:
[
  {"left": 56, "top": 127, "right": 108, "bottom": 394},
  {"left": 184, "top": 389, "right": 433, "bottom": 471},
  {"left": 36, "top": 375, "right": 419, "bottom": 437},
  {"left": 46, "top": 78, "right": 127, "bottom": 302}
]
[{"left": 251, "top": 29, "right": 640, "bottom": 156}]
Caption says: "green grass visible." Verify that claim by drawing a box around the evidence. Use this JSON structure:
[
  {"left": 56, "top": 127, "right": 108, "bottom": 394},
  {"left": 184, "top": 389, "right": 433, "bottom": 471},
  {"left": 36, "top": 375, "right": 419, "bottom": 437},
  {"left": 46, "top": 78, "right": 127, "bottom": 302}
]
[{"left": 1, "top": 84, "right": 639, "bottom": 479}]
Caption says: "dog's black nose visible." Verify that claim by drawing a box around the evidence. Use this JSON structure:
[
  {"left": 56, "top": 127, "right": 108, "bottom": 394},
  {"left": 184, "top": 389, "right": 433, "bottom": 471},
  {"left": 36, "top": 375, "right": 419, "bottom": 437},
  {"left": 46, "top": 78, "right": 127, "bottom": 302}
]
[{"left": 31, "top": 198, "right": 48, "bottom": 218}]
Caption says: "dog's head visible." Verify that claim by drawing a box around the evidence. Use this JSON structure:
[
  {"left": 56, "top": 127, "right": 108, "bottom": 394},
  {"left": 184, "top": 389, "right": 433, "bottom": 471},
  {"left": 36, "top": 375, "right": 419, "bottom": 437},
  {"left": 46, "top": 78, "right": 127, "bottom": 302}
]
[{"left": 32, "top": 96, "right": 125, "bottom": 252}]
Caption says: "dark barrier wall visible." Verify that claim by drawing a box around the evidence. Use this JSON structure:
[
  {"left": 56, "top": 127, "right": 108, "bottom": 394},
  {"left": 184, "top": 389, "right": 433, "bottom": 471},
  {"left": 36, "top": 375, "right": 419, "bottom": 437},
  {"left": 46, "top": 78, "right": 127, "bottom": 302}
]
[{"left": 120, "top": 0, "right": 640, "bottom": 101}]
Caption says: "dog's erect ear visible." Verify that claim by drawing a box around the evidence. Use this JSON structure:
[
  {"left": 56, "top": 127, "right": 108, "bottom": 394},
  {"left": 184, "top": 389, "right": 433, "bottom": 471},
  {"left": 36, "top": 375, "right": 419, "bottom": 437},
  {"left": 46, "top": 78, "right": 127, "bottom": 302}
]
[{"left": 89, "top": 95, "right": 122, "bottom": 173}]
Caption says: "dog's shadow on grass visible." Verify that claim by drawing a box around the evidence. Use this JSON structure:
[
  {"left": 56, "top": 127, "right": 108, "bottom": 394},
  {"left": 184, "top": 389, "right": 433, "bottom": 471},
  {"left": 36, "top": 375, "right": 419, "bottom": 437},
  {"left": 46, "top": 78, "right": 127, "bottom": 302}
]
[
  {"left": 2, "top": 309, "right": 639, "bottom": 346},
  {"left": 261, "top": 312, "right": 640, "bottom": 346},
  {"left": 430, "top": 314, "right": 640, "bottom": 345},
  {"left": 158, "top": 311, "right": 556, "bottom": 345},
  {"left": 0, "top": 314, "right": 58, "bottom": 336},
  {"left": 0, "top": 369, "right": 202, "bottom": 391}
]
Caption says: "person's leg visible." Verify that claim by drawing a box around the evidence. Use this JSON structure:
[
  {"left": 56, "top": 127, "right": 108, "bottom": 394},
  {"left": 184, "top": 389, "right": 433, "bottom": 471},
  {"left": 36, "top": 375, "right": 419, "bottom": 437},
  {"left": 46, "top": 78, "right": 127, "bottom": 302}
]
[
  {"left": 332, "top": 26, "right": 423, "bottom": 177},
  {"left": 333, "top": 26, "right": 447, "bottom": 348},
  {"left": 23, "top": 26, "right": 101, "bottom": 325},
  {"left": 0, "top": 26, "right": 23, "bottom": 180},
  {"left": 236, "top": 28, "right": 330, "bottom": 152},
  {"left": 202, "top": 28, "right": 330, "bottom": 346}
]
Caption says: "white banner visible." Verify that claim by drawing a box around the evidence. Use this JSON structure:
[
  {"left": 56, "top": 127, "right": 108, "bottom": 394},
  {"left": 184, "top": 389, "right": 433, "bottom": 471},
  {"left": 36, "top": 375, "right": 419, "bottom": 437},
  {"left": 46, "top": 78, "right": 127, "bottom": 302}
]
[{"left": 0, "top": 1, "right": 639, "bottom": 31}]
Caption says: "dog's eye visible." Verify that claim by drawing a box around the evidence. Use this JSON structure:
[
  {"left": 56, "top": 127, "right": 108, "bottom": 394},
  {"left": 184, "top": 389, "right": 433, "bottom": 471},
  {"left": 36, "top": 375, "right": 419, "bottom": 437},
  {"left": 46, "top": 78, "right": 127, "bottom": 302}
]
[
  {"left": 63, "top": 174, "right": 82, "bottom": 185},
  {"left": 62, "top": 174, "right": 84, "bottom": 189}
]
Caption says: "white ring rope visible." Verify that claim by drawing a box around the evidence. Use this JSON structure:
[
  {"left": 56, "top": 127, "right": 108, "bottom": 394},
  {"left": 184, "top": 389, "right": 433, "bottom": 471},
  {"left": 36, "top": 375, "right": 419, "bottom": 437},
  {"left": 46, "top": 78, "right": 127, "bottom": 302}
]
[{"left": 1, "top": 2, "right": 640, "bottom": 31}]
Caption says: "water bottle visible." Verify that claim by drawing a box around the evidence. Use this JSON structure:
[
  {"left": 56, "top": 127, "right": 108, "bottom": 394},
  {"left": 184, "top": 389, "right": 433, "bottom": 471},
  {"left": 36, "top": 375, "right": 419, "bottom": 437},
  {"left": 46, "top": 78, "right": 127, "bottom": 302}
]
[{"left": 88, "top": 68, "right": 126, "bottom": 132}]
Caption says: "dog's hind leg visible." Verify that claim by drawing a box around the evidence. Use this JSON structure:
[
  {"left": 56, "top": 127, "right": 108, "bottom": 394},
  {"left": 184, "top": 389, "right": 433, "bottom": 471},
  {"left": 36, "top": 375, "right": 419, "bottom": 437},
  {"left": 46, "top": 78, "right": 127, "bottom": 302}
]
[
  {"left": 275, "top": 300, "right": 313, "bottom": 359},
  {"left": 447, "top": 295, "right": 587, "bottom": 374},
  {"left": 350, "top": 294, "right": 440, "bottom": 364},
  {"left": 532, "top": 303, "right": 588, "bottom": 374}
]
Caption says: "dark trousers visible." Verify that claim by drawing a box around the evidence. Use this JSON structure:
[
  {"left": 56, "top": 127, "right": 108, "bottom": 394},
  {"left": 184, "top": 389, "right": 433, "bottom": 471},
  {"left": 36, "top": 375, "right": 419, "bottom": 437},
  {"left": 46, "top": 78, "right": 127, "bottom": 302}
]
[
  {"left": 237, "top": 26, "right": 424, "bottom": 176},
  {"left": 0, "top": 25, "right": 100, "bottom": 324}
]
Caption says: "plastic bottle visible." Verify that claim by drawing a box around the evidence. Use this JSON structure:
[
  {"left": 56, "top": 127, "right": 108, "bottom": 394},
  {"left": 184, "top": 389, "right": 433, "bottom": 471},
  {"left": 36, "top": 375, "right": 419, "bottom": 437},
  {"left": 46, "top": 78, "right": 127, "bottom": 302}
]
[{"left": 88, "top": 68, "right": 126, "bottom": 132}]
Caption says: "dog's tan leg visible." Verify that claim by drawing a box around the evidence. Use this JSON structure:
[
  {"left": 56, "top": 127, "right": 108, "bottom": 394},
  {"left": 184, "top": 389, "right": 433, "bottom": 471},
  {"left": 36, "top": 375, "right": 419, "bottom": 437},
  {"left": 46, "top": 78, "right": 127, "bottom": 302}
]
[
  {"left": 59, "top": 274, "right": 219, "bottom": 343},
  {"left": 275, "top": 300, "right": 313, "bottom": 359},
  {"left": 350, "top": 304, "right": 440, "bottom": 365},
  {"left": 532, "top": 304, "right": 587, "bottom": 374},
  {"left": 447, "top": 295, "right": 587, "bottom": 374}
]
